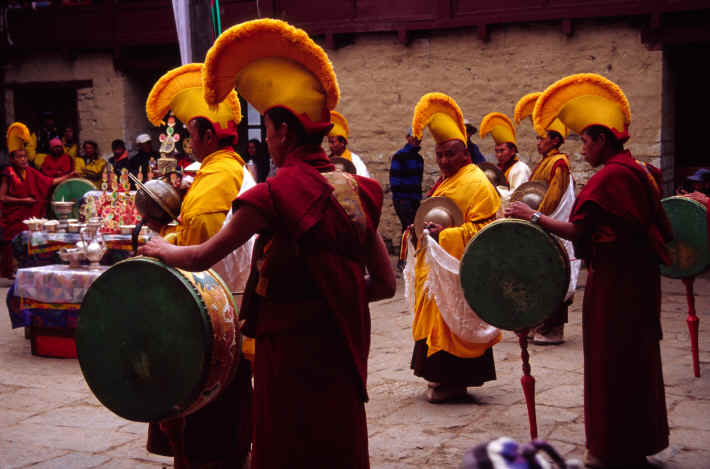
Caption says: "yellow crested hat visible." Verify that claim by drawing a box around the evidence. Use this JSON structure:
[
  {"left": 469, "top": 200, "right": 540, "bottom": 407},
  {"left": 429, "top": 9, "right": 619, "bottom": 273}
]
[
  {"left": 533, "top": 73, "right": 631, "bottom": 141},
  {"left": 412, "top": 93, "right": 466, "bottom": 145},
  {"left": 7, "top": 122, "right": 31, "bottom": 154},
  {"left": 146, "top": 63, "right": 241, "bottom": 140},
  {"left": 328, "top": 111, "right": 349, "bottom": 140},
  {"left": 480, "top": 112, "right": 516, "bottom": 146},
  {"left": 514, "top": 92, "right": 568, "bottom": 138},
  {"left": 203, "top": 18, "right": 339, "bottom": 134}
]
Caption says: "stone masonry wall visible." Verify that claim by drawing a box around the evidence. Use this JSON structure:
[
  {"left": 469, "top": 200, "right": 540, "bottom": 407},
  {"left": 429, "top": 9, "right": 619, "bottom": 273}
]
[
  {"left": 327, "top": 19, "right": 663, "bottom": 252},
  {"left": 4, "top": 52, "right": 127, "bottom": 158}
]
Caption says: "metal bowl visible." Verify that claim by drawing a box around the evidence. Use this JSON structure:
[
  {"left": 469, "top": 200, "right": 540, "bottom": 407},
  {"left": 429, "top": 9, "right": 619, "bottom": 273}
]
[
  {"left": 51, "top": 201, "right": 75, "bottom": 220},
  {"left": 134, "top": 178, "right": 181, "bottom": 225}
]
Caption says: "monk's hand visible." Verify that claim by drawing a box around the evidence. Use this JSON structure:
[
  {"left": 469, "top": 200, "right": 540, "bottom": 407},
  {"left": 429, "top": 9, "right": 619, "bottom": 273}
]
[
  {"left": 424, "top": 221, "right": 444, "bottom": 241},
  {"left": 504, "top": 201, "right": 535, "bottom": 220},
  {"left": 22, "top": 197, "right": 36, "bottom": 205},
  {"left": 138, "top": 236, "right": 171, "bottom": 260}
]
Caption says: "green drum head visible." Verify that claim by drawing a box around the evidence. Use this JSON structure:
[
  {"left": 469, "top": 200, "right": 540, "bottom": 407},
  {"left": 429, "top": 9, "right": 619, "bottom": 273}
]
[
  {"left": 77, "top": 257, "right": 212, "bottom": 422},
  {"left": 660, "top": 196, "right": 710, "bottom": 279},
  {"left": 52, "top": 178, "right": 96, "bottom": 218},
  {"left": 459, "top": 219, "right": 569, "bottom": 331}
]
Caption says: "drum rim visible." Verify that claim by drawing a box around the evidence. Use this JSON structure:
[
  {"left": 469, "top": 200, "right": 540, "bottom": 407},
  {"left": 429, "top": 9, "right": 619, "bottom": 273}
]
[
  {"left": 77, "top": 256, "right": 213, "bottom": 422},
  {"left": 660, "top": 196, "right": 710, "bottom": 279},
  {"left": 460, "top": 218, "right": 569, "bottom": 331},
  {"left": 51, "top": 177, "right": 97, "bottom": 201}
]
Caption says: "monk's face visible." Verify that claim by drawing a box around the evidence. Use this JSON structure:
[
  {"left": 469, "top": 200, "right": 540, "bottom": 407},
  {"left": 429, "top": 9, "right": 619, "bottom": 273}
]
[
  {"left": 11, "top": 149, "right": 29, "bottom": 170},
  {"left": 494, "top": 143, "right": 515, "bottom": 166},
  {"left": 264, "top": 115, "right": 288, "bottom": 167},
  {"left": 50, "top": 143, "right": 63, "bottom": 157},
  {"left": 327, "top": 136, "right": 346, "bottom": 156},
  {"left": 536, "top": 132, "right": 560, "bottom": 156},
  {"left": 435, "top": 140, "right": 469, "bottom": 178},
  {"left": 581, "top": 131, "right": 606, "bottom": 167}
]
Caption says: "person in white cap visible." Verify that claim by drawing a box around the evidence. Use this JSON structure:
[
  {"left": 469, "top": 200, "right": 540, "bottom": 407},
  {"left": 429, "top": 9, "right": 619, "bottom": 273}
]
[{"left": 131, "top": 133, "right": 159, "bottom": 176}]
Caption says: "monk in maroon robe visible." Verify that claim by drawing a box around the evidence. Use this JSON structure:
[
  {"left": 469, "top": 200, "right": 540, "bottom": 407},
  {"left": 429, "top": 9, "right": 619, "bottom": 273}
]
[
  {"left": 507, "top": 125, "right": 672, "bottom": 468},
  {"left": 0, "top": 148, "right": 70, "bottom": 277},
  {"left": 140, "top": 107, "right": 396, "bottom": 469},
  {"left": 40, "top": 137, "right": 74, "bottom": 178}
]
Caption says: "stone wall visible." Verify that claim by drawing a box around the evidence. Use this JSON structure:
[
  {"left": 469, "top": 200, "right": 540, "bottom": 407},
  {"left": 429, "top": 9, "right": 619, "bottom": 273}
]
[
  {"left": 4, "top": 52, "right": 127, "bottom": 158},
  {"left": 327, "top": 19, "right": 663, "bottom": 252}
]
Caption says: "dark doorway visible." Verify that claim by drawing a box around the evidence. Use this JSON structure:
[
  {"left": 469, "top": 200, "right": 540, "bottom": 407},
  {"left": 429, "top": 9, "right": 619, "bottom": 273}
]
[
  {"left": 13, "top": 86, "right": 79, "bottom": 141},
  {"left": 666, "top": 43, "right": 710, "bottom": 190}
]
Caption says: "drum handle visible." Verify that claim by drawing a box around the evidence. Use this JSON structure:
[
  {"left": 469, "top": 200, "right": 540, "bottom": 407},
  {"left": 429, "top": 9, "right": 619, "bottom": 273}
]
[{"left": 132, "top": 220, "right": 145, "bottom": 255}]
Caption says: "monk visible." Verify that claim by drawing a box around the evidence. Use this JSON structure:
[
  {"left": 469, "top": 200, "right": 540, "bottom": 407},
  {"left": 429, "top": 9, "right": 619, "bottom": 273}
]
[
  {"left": 410, "top": 93, "right": 502, "bottom": 403},
  {"left": 506, "top": 124, "right": 671, "bottom": 468},
  {"left": 39, "top": 137, "right": 74, "bottom": 178},
  {"left": 0, "top": 148, "right": 72, "bottom": 277},
  {"left": 141, "top": 18, "right": 395, "bottom": 468}
]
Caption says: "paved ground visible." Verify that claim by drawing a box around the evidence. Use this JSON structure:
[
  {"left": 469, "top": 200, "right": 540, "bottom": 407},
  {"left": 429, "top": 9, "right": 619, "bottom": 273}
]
[{"left": 1, "top": 270, "right": 709, "bottom": 469}]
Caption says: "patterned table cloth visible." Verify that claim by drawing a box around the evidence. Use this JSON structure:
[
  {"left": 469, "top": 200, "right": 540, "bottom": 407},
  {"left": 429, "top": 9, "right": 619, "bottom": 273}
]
[{"left": 8, "top": 264, "right": 108, "bottom": 329}]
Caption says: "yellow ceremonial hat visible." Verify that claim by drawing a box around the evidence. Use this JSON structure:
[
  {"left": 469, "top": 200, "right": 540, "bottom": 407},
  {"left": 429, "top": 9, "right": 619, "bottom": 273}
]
[
  {"left": 514, "top": 92, "right": 568, "bottom": 138},
  {"left": 480, "top": 112, "right": 516, "bottom": 146},
  {"left": 203, "top": 18, "right": 339, "bottom": 134},
  {"left": 412, "top": 92, "right": 466, "bottom": 145},
  {"left": 329, "top": 111, "right": 349, "bottom": 140},
  {"left": 533, "top": 73, "right": 631, "bottom": 142},
  {"left": 146, "top": 63, "right": 241, "bottom": 140},
  {"left": 6, "top": 122, "right": 31, "bottom": 154}
]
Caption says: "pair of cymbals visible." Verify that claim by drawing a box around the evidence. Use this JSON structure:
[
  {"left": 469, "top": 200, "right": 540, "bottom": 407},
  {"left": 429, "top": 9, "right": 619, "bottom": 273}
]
[{"left": 413, "top": 196, "right": 464, "bottom": 239}]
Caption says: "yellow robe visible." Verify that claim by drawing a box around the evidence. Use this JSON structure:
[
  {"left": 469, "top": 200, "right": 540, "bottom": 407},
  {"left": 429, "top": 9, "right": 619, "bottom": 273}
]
[
  {"left": 174, "top": 148, "right": 255, "bottom": 358},
  {"left": 413, "top": 164, "right": 503, "bottom": 358},
  {"left": 530, "top": 149, "right": 571, "bottom": 215},
  {"left": 63, "top": 141, "right": 78, "bottom": 159},
  {"left": 76, "top": 157, "right": 106, "bottom": 185}
]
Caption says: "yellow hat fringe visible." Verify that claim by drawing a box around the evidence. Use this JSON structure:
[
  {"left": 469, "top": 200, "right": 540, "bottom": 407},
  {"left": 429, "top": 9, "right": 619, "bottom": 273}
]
[
  {"left": 480, "top": 112, "right": 516, "bottom": 140},
  {"left": 329, "top": 110, "right": 349, "bottom": 139},
  {"left": 203, "top": 18, "right": 339, "bottom": 110},
  {"left": 146, "top": 63, "right": 241, "bottom": 127},
  {"left": 7, "top": 122, "right": 31, "bottom": 153},
  {"left": 533, "top": 73, "right": 630, "bottom": 137},
  {"left": 411, "top": 92, "right": 466, "bottom": 141},
  {"left": 513, "top": 92, "right": 542, "bottom": 125}
]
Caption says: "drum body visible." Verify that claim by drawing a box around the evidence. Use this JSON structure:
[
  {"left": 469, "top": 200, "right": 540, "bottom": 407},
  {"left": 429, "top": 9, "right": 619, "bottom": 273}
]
[
  {"left": 459, "top": 218, "right": 570, "bottom": 331},
  {"left": 76, "top": 257, "right": 240, "bottom": 422},
  {"left": 660, "top": 196, "right": 710, "bottom": 279},
  {"left": 52, "top": 178, "right": 96, "bottom": 218}
]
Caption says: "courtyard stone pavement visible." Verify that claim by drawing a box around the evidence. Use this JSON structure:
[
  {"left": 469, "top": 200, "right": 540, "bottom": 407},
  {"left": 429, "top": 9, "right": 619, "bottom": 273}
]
[{"left": 1, "top": 269, "right": 709, "bottom": 468}]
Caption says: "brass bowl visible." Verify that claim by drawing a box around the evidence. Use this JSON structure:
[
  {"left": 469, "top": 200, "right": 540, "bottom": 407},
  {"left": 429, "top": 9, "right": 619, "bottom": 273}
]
[{"left": 133, "top": 177, "right": 181, "bottom": 225}]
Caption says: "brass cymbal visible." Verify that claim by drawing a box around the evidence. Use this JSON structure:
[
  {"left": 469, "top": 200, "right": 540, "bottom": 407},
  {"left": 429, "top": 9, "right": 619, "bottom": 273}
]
[
  {"left": 478, "top": 162, "right": 508, "bottom": 188},
  {"left": 510, "top": 180, "right": 548, "bottom": 210},
  {"left": 414, "top": 196, "right": 464, "bottom": 239}
]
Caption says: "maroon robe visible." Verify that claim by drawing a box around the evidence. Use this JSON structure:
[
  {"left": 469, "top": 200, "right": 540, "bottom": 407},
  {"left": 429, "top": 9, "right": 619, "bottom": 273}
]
[
  {"left": 39, "top": 152, "right": 73, "bottom": 178},
  {"left": 570, "top": 151, "right": 672, "bottom": 463},
  {"left": 1, "top": 165, "right": 53, "bottom": 241},
  {"left": 236, "top": 145, "right": 382, "bottom": 469}
]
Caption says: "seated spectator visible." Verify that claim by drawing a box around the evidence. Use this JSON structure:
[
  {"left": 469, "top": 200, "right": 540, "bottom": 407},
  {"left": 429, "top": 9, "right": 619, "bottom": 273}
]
[
  {"left": 131, "top": 133, "right": 160, "bottom": 177},
  {"left": 108, "top": 139, "right": 131, "bottom": 176},
  {"left": 62, "top": 126, "right": 78, "bottom": 158},
  {"left": 686, "top": 168, "right": 710, "bottom": 196},
  {"left": 246, "top": 138, "right": 271, "bottom": 182},
  {"left": 39, "top": 137, "right": 74, "bottom": 178},
  {"left": 77, "top": 140, "right": 106, "bottom": 185},
  {"left": 1, "top": 126, "right": 74, "bottom": 278}
]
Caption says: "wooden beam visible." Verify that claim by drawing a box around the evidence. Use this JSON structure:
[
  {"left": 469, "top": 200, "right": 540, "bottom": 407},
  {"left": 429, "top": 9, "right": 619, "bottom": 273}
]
[
  {"left": 477, "top": 23, "right": 489, "bottom": 42},
  {"left": 562, "top": 19, "right": 574, "bottom": 37},
  {"left": 397, "top": 29, "right": 410, "bottom": 46},
  {"left": 325, "top": 32, "right": 336, "bottom": 50},
  {"left": 1, "top": 80, "right": 93, "bottom": 90}
]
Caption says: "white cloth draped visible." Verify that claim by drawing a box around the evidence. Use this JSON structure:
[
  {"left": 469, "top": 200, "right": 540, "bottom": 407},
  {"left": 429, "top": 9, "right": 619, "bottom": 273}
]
[
  {"left": 210, "top": 170, "right": 257, "bottom": 293},
  {"left": 496, "top": 159, "right": 532, "bottom": 203},
  {"left": 350, "top": 152, "right": 370, "bottom": 178},
  {"left": 403, "top": 231, "right": 500, "bottom": 344},
  {"left": 171, "top": 0, "right": 191, "bottom": 65},
  {"left": 550, "top": 175, "right": 580, "bottom": 300}
]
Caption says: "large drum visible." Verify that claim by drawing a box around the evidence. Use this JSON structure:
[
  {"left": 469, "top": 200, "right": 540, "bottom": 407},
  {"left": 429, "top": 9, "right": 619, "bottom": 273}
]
[
  {"left": 459, "top": 218, "right": 570, "bottom": 331},
  {"left": 76, "top": 257, "right": 240, "bottom": 422},
  {"left": 52, "top": 178, "right": 96, "bottom": 218},
  {"left": 660, "top": 196, "right": 710, "bottom": 279}
]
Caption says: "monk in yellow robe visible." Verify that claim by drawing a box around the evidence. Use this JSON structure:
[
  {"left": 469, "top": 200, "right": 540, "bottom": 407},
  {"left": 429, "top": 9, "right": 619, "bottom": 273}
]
[
  {"left": 142, "top": 63, "right": 253, "bottom": 469},
  {"left": 409, "top": 93, "right": 502, "bottom": 403}
]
